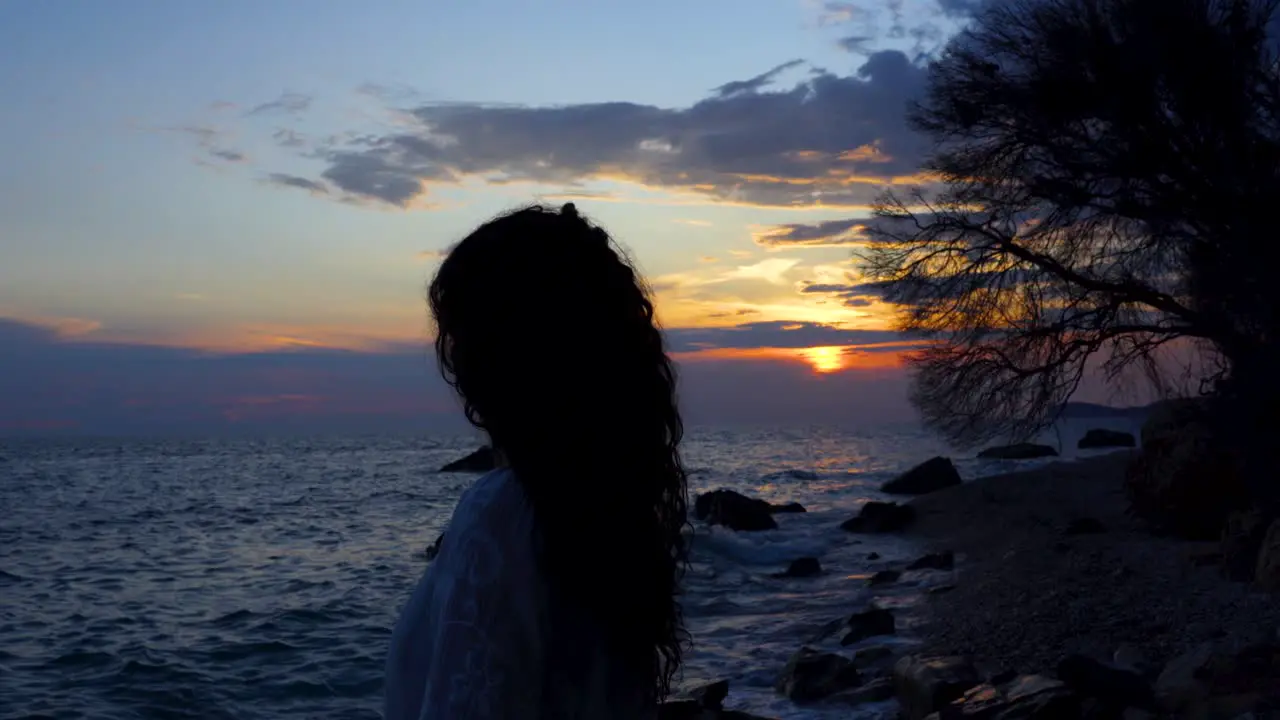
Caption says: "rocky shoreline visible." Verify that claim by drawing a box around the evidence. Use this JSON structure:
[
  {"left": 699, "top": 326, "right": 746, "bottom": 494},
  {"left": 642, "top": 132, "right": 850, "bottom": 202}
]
[{"left": 669, "top": 446, "right": 1280, "bottom": 719}]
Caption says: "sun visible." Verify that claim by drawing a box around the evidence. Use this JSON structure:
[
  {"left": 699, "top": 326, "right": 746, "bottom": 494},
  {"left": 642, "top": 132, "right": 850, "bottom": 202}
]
[{"left": 800, "top": 346, "right": 848, "bottom": 374}]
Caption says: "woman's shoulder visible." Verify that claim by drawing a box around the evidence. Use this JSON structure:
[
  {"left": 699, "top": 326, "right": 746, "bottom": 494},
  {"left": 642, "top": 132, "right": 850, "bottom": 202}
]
[{"left": 445, "top": 468, "right": 533, "bottom": 544}]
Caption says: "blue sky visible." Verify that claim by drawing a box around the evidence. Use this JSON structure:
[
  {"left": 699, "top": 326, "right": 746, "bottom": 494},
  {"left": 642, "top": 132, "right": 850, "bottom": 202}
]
[{"left": 0, "top": 0, "right": 986, "bottom": 434}]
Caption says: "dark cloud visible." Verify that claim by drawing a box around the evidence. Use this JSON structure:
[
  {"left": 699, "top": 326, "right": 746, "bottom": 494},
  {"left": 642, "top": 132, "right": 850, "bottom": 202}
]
[
  {"left": 247, "top": 92, "right": 312, "bottom": 117},
  {"left": 273, "top": 129, "right": 306, "bottom": 148},
  {"left": 0, "top": 318, "right": 919, "bottom": 435},
  {"left": 287, "top": 51, "right": 930, "bottom": 208},
  {"left": 711, "top": 59, "right": 806, "bottom": 98},
  {"left": 266, "top": 173, "right": 329, "bottom": 194},
  {"left": 210, "top": 149, "right": 246, "bottom": 162},
  {"left": 801, "top": 281, "right": 896, "bottom": 307},
  {"left": 754, "top": 213, "right": 917, "bottom": 248},
  {"left": 666, "top": 320, "right": 907, "bottom": 351},
  {"left": 838, "top": 35, "right": 877, "bottom": 53}
]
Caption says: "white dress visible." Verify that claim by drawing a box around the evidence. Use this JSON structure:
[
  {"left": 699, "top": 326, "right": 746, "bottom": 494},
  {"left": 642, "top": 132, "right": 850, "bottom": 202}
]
[{"left": 383, "top": 468, "right": 653, "bottom": 720}]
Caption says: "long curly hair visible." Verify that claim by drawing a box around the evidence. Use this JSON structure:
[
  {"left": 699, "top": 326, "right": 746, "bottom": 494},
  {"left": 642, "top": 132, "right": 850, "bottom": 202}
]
[{"left": 428, "top": 203, "right": 690, "bottom": 701}]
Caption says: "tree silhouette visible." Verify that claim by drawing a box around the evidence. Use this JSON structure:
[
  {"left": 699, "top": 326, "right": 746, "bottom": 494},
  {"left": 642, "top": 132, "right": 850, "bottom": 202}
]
[{"left": 860, "top": 0, "right": 1280, "bottom": 446}]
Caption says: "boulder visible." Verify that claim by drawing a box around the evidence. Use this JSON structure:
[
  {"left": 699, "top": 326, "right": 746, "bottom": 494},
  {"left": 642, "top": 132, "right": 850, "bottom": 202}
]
[
  {"left": 771, "top": 502, "right": 807, "bottom": 514},
  {"left": 1056, "top": 654, "right": 1156, "bottom": 710},
  {"left": 1124, "top": 398, "right": 1250, "bottom": 540},
  {"left": 829, "top": 677, "right": 895, "bottom": 705},
  {"left": 977, "top": 443, "right": 1059, "bottom": 460},
  {"left": 842, "top": 607, "right": 896, "bottom": 645},
  {"left": 1154, "top": 643, "right": 1216, "bottom": 712},
  {"left": 424, "top": 533, "right": 444, "bottom": 561},
  {"left": 686, "top": 679, "right": 729, "bottom": 710},
  {"left": 773, "top": 557, "right": 822, "bottom": 579},
  {"left": 841, "top": 502, "right": 916, "bottom": 533},
  {"left": 893, "top": 656, "right": 983, "bottom": 720},
  {"left": 439, "top": 446, "right": 496, "bottom": 473},
  {"left": 907, "top": 552, "right": 955, "bottom": 571},
  {"left": 775, "top": 647, "right": 862, "bottom": 703},
  {"left": 1079, "top": 428, "right": 1137, "bottom": 449},
  {"left": 881, "top": 456, "right": 963, "bottom": 496},
  {"left": 945, "top": 674, "right": 1079, "bottom": 718},
  {"left": 1256, "top": 519, "right": 1280, "bottom": 590},
  {"left": 694, "top": 490, "right": 778, "bottom": 532},
  {"left": 1222, "top": 509, "right": 1269, "bottom": 581},
  {"left": 868, "top": 570, "right": 902, "bottom": 586},
  {"left": 854, "top": 645, "right": 894, "bottom": 668}
]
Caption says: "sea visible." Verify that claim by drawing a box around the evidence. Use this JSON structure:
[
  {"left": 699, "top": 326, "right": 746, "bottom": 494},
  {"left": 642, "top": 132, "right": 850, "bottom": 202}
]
[{"left": 0, "top": 418, "right": 1141, "bottom": 720}]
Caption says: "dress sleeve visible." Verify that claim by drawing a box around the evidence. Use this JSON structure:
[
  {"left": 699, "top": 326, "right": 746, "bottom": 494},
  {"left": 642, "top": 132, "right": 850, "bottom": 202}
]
[{"left": 417, "top": 479, "right": 545, "bottom": 719}]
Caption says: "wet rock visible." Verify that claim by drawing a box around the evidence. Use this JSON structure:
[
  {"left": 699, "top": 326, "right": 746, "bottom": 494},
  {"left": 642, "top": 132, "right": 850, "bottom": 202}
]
[
  {"left": 830, "top": 677, "right": 896, "bottom": 705},
  {"left": 439, "top": 446, "right": 496, "bottom": 473},
  {"left": 881, "top": 456, "right": 962, "bottom": 496},
  {"left": 694, "top": 490, "right": 778, "bottom": 532},
  {"left": 977, "top": 443, "right": 1059, "bottom": 460},
  {"left": 424, "top": 533, "right": 444, "bottom": 561},
  {"left": 842, "top": 607, "right": 896, "bottom": 645},
  {"left": 907, "top": 552, "right": 955, "bottom": 571},
  {"left": 893, "top": 656, "right": 982, "bottom": 720},
  {"left": 1065, "top": 517, "right": 1107, "bottom": 536},
  {"left": 771, "top": 502, "right": 807, "bottom": 514},
  {"left": 927, "top": 584, "right": 957, "bottom": 595},
  {"left": 841, "top": 502, "right": 916, "bottom": 533},
  {"left": 946, "top": 674, "right": 1079, "bottom": 718},
  {"left": 687, "top": 679, "right": 729, "bottom": 710},
  {"left": 775, "top": 647, "right": 862, "bottom": 703},
  {"left": 1254, "top": 519, "right": 1280, "bottom": 590},
  {"left": 773, "top": 557, "right": 821, "bottom": 579},
  {"left": 1155, "top": 643, "right": 1216, "bottom": 712},
  {"left": 867, "top": 552, "right": 881, "bottom": 561},
  {"left": 1078, "top": 428, "right": 1137, "bottom": 449},
  {"left": 1056, "top": 654, "right": 1155, "bottom": 710},
  {"left": 868, "top": 570, "right": 902, "bottom": 586},
  {"left": 854, "top": 645, "right": 894, "bottom": 668}
]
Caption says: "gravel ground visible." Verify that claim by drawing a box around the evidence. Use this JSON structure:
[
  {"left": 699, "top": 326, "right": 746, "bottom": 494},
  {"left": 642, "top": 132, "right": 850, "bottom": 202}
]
[{"left": 905, "top": 451, "right": 1280, "bottom": 675}]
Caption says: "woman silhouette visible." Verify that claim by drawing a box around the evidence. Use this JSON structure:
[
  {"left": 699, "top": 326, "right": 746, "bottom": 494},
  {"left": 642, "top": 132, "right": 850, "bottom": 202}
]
[{"left": 384, "top": 203, "right": 690, "bottom": 719}]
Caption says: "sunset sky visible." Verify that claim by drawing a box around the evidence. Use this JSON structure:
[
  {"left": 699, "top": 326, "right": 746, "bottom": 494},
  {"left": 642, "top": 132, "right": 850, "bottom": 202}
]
[{"left": 1, "top": 1, "right": 991, "bottom": 434}]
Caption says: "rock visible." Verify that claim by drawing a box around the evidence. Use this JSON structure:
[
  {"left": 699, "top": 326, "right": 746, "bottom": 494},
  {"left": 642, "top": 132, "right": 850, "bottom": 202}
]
[
  {"left": 907, "top": 552, "right": 955, "bottom": 571},
  {"left": 1255, "top": 519, "right": 1280, "bottom": 590},
  {"left": 893, "top": 656, "right": 983, "bottom": 720},
  {"left": 1078, "top": 428, "right": 1138, "bottom": 449},
  {"left": 843, "top": 607, "right": 896, "bottom": 645},
  {"left": 771, "top": 502, "right": 807, "bottom": 514},
  {"left": 977, "top": 443, "right": 1059, "bottom": 460},
  {"left": 694, "top": 490, "right": 778, "bottom": 532},
  {"left": 946, "top": 674, "right": 1079, "bottom": 718},
  {"left": 830, "top": 677, "right": 895, "bottom": 705},
  {"left": 686, "top": 679, "right": 729, "bottom": 710},
  {"left": 1065, "top": 517, "right": 1107, "bottom": 536},
  {"left": 774, "top": 557, "right": 821, "bottom": 579},
  {"left": 1155, "top": 643, "right": 1216, "bottom": 712},
  {"left": 841, "top": 502, "right": 916, "bottom": 533},
  {"left": 1056, "top": 654, "right": 1156, "bottom": 710},
  {"left": 1125, "top": 398, "right": 1250, "bottom": 540},
  {"left": 867, "top": 552, "right": 881, "bottom": 560},
  {"left": 775, "top": 647, "right": 862, "bottom": 703},
  {"left": 1222, "top": 510, "right": 1269, "bottom": 582},
  {"left": 424, "top": 533, "right": 444, "bottom": 561},
  {"left": 927, "top": 584, "right": 957, "bottom": 595},
  {"left": 854, "top": 645, "right": 894, "bottom": 668},
  {"left": 656, "top": 700, "right": 704, "bottom": 720},
  {"left": 881, "top": 456, "right": 963, "bottom": 496},
  {"left": 1113, "top": 644, "right": 1154, "bottom": 677},
  {"left": 868, "top": 570, "right": 902, "bottom": 586},
  {"left": 439, "top": 446, "right": 496, "bottom": 473}
]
